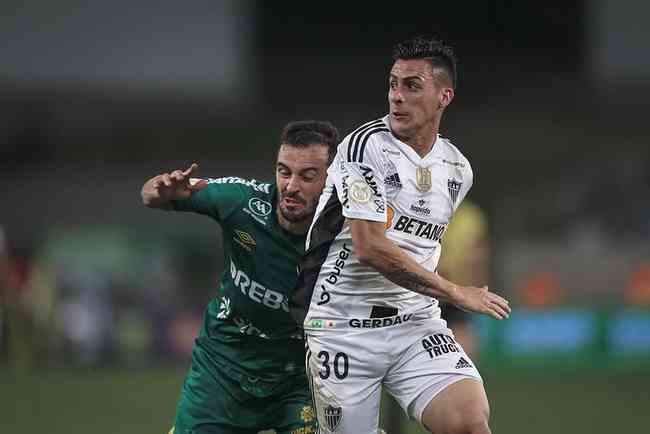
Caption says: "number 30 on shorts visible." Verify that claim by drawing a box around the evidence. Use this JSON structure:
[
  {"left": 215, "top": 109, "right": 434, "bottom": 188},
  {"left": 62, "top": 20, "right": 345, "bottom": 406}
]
[{"left": 317, "top": 351, "right": 349, "bottom": 380}]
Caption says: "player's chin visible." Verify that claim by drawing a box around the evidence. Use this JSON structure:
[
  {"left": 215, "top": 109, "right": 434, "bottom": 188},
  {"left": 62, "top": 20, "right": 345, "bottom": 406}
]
[{"left": 279, "top": 205, "right": 310, "bottom": 223}]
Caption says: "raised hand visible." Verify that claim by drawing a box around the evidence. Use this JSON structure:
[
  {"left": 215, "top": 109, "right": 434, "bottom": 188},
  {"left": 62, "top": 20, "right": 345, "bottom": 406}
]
[
  {"left": 142, "top": 163, "right": 208, "bottom": 208},
  {"left": 453, "top": 285, "right": 511, "bottom": 320}
]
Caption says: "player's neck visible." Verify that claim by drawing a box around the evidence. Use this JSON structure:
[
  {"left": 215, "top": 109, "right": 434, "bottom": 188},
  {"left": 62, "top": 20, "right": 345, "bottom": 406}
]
[
  {"left": 276, "top": 210, "right": 310, "bottom": 236},
  {"left": 406, "top": 128, "right": 438, "bottom": 158}
]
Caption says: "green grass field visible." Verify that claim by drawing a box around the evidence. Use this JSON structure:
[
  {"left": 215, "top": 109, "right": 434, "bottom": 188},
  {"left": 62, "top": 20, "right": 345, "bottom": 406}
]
[{"left": 1, "top": 368, "right": 648, "bottom": 434}]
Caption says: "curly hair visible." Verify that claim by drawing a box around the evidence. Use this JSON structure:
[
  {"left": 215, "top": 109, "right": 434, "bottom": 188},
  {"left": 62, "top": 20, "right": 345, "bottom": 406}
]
[
  {"left": 392, "top": 36, "right": 458, "bottom": 89},
  {"left": 280, "top": 120, "right": 340, "bottom": 164}
]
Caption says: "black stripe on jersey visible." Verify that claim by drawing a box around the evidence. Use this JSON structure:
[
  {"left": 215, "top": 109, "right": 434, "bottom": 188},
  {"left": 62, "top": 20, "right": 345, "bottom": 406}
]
[
  {"left": 357, "top": 127, "right": 390, "bottom": 163},
  {"left": 290, "top": 187, "right": 345, "bottom": 326},
  {"left": 347, "top": 119, "right": 383, "bottom": 162}
]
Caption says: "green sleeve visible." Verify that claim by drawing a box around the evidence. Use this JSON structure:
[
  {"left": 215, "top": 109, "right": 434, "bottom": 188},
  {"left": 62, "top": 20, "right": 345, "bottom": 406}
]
[{"left": 171, "top": 178, "right": 249, "bottom": 222}]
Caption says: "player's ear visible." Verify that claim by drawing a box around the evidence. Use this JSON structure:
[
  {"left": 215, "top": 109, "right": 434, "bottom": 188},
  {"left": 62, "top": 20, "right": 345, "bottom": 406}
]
[{"left": 438, "top": 88, "right": 454, "bottom": 110}]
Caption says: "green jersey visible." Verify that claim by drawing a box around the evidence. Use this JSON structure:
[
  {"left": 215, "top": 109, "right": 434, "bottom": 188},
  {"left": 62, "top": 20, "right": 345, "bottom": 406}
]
[{"left": 173, "top": 176, "right": 306, "bottom": 386}]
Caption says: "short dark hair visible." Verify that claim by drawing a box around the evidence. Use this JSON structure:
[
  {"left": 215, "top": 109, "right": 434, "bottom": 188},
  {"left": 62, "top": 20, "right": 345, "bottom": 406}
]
[
  {"left": 280, "top": 120, "right": 340, "bottom": 164},
  {"left": 392, "top": 36, "right": 458, "bottom": 89}
]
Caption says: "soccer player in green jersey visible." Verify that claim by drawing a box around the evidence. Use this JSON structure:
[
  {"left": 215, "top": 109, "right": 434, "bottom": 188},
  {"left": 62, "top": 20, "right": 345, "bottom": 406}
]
[{"left": 141, "top": 121, "right": 339, "bottom": 434}]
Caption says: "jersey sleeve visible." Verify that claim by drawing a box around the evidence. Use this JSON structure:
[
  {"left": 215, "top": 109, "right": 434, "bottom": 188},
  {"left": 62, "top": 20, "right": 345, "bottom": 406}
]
[
  {"left": 453, "top": 159, "right": 474, "bottom": 212},
  {"left": 171, "top": 177, "right": 248, "bottom": 222},
  {"left": 334, "top": 136, "right": 388, "bottom": 223}
]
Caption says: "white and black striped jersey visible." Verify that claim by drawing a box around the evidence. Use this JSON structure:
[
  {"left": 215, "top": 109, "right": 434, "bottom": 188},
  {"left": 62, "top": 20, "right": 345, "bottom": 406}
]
[{"left": 291, "top": 115, "right": 473, "bottom": 331}]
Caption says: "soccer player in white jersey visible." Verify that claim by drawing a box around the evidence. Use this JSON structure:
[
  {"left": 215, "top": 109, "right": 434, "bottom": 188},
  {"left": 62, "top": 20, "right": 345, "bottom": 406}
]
[{"left": 291, "top": 36, "right": 511, "bottom": 434}]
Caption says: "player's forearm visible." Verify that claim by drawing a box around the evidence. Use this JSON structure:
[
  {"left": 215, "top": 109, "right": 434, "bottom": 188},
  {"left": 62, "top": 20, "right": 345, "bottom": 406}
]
[
  {"left": 141, "top": 178, "right": 172, "bottom": 209},
  {"left": 357, "top": 238, "right": 459, "bottom": 302}
]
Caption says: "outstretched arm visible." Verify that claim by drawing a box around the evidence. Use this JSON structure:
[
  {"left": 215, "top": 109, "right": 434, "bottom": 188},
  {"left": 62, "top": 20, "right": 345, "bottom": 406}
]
[
  {"left": 349, "top": 218, "right": 511, "bottom": 320},
  {"left": 141, "top": 163, "right": 208, "bottom": 210}
]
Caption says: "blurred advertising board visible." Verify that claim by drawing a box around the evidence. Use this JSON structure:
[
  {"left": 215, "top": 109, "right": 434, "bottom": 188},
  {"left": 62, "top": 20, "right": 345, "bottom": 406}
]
[{"left": 476, "top": 308, "right": 650, "bottom": 372}]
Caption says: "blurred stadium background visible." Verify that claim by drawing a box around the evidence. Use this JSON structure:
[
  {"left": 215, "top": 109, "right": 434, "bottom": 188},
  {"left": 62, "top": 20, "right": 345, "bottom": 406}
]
[{"left": 1, "top": 1, "right": 649, "bottom": 433}]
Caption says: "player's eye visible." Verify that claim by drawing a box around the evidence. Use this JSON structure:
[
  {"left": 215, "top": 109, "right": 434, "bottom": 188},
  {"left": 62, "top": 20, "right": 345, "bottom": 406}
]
[
  {"left": 302, "top": 170, "right": 318, "bottom": 182},
  {"left": 407, "top": 81, "right": 421, "bottom": 90}
]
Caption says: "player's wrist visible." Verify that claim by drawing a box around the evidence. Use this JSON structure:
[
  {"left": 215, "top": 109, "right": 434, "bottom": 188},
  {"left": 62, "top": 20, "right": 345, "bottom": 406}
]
[{"left": 447, "top": 284, "right": 465, "bottom": 306}]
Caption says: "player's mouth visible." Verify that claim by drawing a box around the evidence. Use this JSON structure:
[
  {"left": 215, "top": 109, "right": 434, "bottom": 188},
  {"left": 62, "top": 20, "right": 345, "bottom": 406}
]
[
  {"left": 391, "top": 111, "right": 408, "bottom": 121},
  {"left": 282, "top": 196, "right": 305, "bottom": 207}
]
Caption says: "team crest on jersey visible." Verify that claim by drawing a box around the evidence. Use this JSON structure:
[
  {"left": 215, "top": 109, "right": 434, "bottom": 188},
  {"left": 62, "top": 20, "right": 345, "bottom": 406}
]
[
  {"left": 323, "top": 405, "right": 342, "bottom": 432},
  {"left": 447, "top": 179, "right": 462, "bottom": 204},
  {"left": 233, "top": 229, "right": 256, "bottom": 252},
  {"left": 415, "top": 167, "right": 432, "bottom": 192}
]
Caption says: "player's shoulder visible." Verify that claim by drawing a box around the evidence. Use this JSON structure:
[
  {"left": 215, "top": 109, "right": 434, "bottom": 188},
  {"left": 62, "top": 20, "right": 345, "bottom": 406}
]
[
  {"left": 437, "top": 136, "right": 473, "bottom": 177},
  {"left": 196, "top": 176, "right": 274, "bottom": 196},
  {"left": 339, "top": 116, "right": 391, "bottom": 163}
]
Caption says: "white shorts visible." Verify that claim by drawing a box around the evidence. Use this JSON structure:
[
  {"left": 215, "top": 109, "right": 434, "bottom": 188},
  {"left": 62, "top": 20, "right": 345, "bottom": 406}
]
[{"left": 305, "top": 318, "right": 481, "bottom": 434}]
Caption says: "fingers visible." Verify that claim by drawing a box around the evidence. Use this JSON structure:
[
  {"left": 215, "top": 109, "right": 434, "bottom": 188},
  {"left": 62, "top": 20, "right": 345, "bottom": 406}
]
[
  {"left": 486, "top": 292, "right": 511, "bottom": 320},
  {"left": 161, "top": 173, "right": 173, "bottom": 187},
  {"left": 170, "top": 169, "right": 185, "bottom": 183},
  {"left": 155, "top": 164, "right": 198, "bottom": 189},
  {"left": 182, "top": 162, "right": 199, "bottom": 177},
  {"left": 488, "top": 299, "right": 510, "bottom": 320}
]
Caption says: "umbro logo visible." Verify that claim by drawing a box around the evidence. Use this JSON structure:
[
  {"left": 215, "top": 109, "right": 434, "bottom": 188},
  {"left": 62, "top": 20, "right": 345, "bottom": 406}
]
[{"left": 455, "top": 357, "right": 472, "bottom": 369}]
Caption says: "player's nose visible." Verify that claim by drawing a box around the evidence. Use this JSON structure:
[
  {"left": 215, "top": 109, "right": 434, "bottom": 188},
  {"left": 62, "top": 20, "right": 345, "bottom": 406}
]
[
  {"left": 285, "top": 175, "right": 301, "bottom": 192},
  {"left": 389, "top": 87, "right": 403, "bottom": 103}
]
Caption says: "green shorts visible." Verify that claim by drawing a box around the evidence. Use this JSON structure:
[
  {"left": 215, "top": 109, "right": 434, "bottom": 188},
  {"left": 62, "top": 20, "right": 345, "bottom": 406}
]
[{"left": 171, "top": 342, "right": 316, "bottom": 434}]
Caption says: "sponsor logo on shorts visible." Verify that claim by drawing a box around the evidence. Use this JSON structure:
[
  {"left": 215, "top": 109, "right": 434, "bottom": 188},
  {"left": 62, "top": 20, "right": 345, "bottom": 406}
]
[
  {"left": 291, "top": 427, "right": 315, "bottom": 434},
  {"left": 323, "top": 405, "right": 342, "bottom": 432},
  {"left": 300, "top": 405, "right": 315, "bottom": 423},
  {"left": 349, "top": 313, "right": 413, "bottom": 329},
  {"left": 421, "top": 333, "right": 461, "bottom": 358}
]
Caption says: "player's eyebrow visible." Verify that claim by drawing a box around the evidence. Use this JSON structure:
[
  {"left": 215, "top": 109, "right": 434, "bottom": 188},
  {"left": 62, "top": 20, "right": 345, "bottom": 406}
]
[
  {"left": 390, "top": 73, "right": 426, "bottom": 81},
  {"left": 277, "top": 162, "right": 320, "bottom": 174}
]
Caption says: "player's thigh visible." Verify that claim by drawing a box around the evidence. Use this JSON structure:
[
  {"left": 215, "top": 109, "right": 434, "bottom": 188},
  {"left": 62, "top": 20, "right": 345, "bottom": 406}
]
[
  {"left": 421, "top": 378, "right": 490, "bottom": 434},
  {"left": 269, "top": 376, "right": 317, "bottom": 434},
  {"left": 384, "top": 325, "right": 482, "bottom": 423},
  {"left": 306, "top": 333, "right": 384, "bottom": 434}
]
